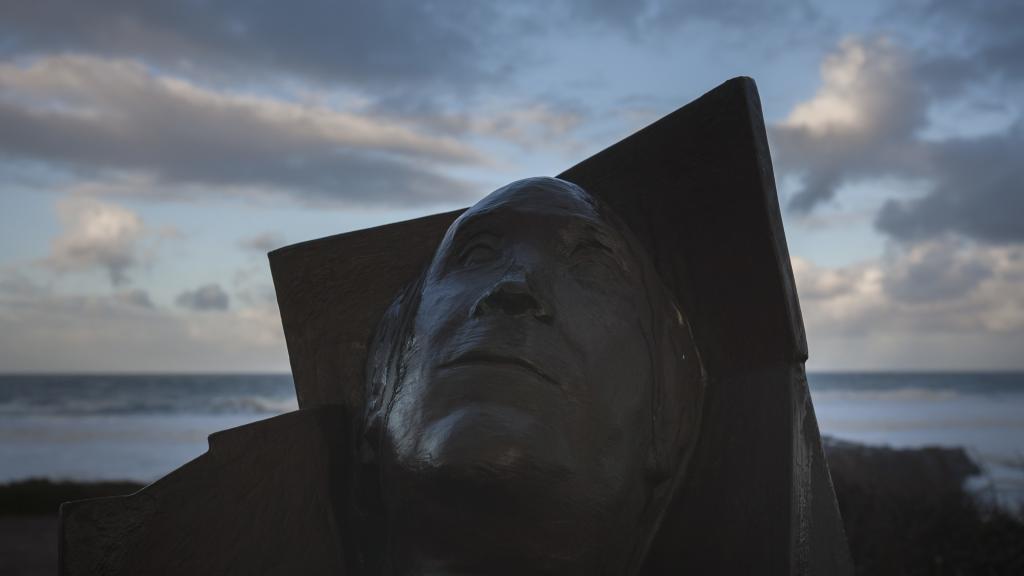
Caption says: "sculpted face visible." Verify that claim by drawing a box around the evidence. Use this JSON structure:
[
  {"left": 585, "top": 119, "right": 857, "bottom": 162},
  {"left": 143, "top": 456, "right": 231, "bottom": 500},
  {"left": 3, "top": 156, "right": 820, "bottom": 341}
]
[
  {"left": 385, "top": 178, "right": 656, "bottom": 479},
  {"left": 363, "top": 177, "right": 699, "bottom": 573}
]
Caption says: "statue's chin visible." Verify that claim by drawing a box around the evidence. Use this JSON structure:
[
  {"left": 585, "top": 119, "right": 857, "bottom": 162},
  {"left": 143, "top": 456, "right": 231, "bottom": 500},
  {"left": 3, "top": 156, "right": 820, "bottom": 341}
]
[
  {"left": 405, "top": 403, "right": 575, "bottom": 483},
  {"left": 379, "top": 404, "right": 645, "bottom": 576}
]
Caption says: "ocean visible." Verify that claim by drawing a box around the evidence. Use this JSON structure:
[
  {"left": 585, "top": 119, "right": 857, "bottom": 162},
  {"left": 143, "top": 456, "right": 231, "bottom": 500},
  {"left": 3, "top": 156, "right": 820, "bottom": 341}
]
[{"left": 1, "top": 372, "right": 1022, "bottom": 506}]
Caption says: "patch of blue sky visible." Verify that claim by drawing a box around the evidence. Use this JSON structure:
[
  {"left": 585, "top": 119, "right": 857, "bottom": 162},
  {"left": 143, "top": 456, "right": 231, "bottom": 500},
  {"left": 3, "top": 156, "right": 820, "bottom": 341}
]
[
  {"left": 921, "top": 95, "right": 1020, "bottom": 142},
  {"left": 0, "top": 185, "right": 58, "bottom": 268}
]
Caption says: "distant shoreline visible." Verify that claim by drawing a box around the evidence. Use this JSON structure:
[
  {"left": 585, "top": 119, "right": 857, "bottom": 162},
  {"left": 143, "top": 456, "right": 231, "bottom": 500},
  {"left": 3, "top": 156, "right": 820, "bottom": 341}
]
[{"left": 2, "top": 440, "right": 1022, "bottom": 575}]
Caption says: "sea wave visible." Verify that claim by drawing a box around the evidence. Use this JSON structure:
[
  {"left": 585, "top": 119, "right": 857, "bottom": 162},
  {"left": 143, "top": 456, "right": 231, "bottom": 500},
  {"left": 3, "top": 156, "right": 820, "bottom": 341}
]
[
  {"left": 811, "top": 387, "right": 964, "bottom": 403},
  {"left": 207, "top": 395, "right": 299, "bottom": 414},
  {"left": 808, "top": 372, "right": 1024, "bottom": 397},
  {"left": 0, "top": 395, "right": 299, "bottom": 416},
  {"left": 818, "top": 416, "right": 1024, "bottom": 432},
  {"left": 0, "top": 374, "right": 299, "bottom": 416}
]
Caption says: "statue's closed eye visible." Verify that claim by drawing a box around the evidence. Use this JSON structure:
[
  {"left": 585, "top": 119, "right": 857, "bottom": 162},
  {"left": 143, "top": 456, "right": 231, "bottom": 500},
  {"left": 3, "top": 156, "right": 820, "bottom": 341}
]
[
  {"left": 570, "top": 239, "right": 614, "bottom": 260},
  {"left": 458, "top": 240, "right": 501, "bottom": 267},
  {"left": 569, "top": 240, "right": 623, "bottom": 281}
]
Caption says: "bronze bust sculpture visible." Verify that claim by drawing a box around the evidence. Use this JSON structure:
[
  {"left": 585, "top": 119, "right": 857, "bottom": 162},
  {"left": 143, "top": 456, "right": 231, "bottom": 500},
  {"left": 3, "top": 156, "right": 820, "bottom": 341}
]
[
  {"left": 60, "top": 78, "right": 852, "bottom": 575},
  {"left": 356, "top": 177, "right": 704, "bottom": 574}
]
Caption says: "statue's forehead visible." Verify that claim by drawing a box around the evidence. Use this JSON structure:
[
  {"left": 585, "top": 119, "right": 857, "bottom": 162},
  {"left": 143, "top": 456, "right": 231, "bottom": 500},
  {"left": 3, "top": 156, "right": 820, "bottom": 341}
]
[{"left": 453, "top": 179, "right": 603, "bottom": 232}]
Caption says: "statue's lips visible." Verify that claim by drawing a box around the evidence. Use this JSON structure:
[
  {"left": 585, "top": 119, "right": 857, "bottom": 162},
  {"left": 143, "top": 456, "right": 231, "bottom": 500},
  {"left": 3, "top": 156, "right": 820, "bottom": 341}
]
[{"left": 438, "top": 350, "right": 560, "bottom": 387}]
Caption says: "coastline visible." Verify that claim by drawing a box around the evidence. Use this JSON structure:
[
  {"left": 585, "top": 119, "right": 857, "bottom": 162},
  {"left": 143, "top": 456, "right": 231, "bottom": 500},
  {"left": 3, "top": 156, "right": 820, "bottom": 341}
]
[{"left": 2, "top": 440, "right": 1022, "bottom": 575}]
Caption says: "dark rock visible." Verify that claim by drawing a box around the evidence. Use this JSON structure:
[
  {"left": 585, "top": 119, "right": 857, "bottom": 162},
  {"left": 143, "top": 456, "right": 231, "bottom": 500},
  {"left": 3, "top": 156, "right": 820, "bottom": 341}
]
[{"left": 825, "top": 438, "right": 1024, "bottom": 575}]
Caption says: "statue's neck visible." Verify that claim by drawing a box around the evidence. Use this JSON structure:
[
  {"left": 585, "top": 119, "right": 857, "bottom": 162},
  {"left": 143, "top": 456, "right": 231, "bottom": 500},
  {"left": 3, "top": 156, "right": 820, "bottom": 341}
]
[
  {"left": 377, "top": 498, "right": 639, "bottom": 576},
  {"left": 361, "top": 452, "right": 665, "bottom": 575}
]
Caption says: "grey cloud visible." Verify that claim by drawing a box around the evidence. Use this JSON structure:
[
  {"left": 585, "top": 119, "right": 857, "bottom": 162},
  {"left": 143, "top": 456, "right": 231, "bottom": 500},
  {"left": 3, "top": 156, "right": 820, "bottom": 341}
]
[
  {"left": 912, "top": 54, "right": 981, "bottom": 100},
  {"left": 882, "top": 240, "right": 993, "bottom": 303},
  {"left": 564, "top": 0, "right": 821, "bottom": 34},
  {"left": 792, "top": 240, "right": 1024, "bottom": 343},
  {"left": 234, "top": 284, "right": 278, "bottom": 309},
  {"left": 0, "top": 56, "right": 480, "bottom": 207},
  {"left": 770, "top": 37, "right": 929, "bottom": 213},
  {"left": 0, "top": 0, "right": 822, "bottom": 94},
  {"left": 902, "top": 0, "right": 1024, "bottom": 89},
  {"left": 876, "top": 124, "right": 1024, "bottom": 243},
  {"left": 238, "top": 233, "right": 285, "bottom": 254},
  {"left": 176, "top": 284, "right": 230, "bottom": 311},
  {"left": 404, "top": 99, "right": 589, "bottom": 156},
  {"left": 784, "top": 170, "right": 842, "bottom": 214},
  {"left": 0, "top": 1, "right": 503, "bottom": 91},
  {"left": 114, "top": 289, "right": 155, "bottom": 309},
  {"left": 772, "top": 36, "right": 1023, "bottom": 244},
  {"left": 46, "top": 197, "right": 145, "bottom": 286},
  {"left": 0, "top": 279, "right": 288, "bottom": 372},
  {"left": 0, "top": 269, "right": 40, "bottom": 297}
]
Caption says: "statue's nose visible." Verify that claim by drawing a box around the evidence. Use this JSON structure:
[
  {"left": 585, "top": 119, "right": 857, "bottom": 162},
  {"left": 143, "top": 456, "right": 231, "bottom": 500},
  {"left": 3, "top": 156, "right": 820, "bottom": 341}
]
[{"left": 473, "top": 275, "right": 552, "bottom": 322}]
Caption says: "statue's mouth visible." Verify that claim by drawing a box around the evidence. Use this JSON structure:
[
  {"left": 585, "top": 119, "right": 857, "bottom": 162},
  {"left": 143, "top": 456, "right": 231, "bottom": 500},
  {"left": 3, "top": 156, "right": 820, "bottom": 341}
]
[{"left": 439, "top": 350, "right": 559, "bottom": 387}]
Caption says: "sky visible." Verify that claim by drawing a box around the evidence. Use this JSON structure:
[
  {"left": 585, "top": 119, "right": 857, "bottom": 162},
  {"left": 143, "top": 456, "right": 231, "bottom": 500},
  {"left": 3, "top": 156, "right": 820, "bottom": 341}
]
[{"left": 0, "top": 0, "right": 1021, "bottom": 373}]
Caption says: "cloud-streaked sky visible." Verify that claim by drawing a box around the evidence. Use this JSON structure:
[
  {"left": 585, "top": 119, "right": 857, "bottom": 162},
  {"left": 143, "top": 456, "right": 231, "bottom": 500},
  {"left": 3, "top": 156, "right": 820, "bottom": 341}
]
[{"left": 1, "top": 0, "right": 1021, "bottom": 372}]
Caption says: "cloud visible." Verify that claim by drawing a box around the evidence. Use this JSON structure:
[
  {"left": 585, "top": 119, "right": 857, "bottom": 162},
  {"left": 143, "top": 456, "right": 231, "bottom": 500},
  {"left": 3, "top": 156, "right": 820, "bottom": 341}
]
[
  {"left": 46, "top": 196, "right": 145, "bottom": 285},
  {"left": 0, "top": 55, "right": 482, "bottom": 207},
  {"left": 0, "top": 273, "right": 288, "bottom": 372},
  {"left": 563, "top": 0, "right": 821, "bottom": 35},
  {"left": 901, "top": 0, "right": 1024, "bottom": 90},
  {"left": 113, "top": 288, "right": 154, "bottom": 309},
  {"left": 426, "top": 101, "right": 587, "bottom": 150},
  {"left": 0, "top": 1, "right": 825, "bottom": 94},
  {"left": 0, "top": 268, "right": 41, "bottom": 297},
  {"left": 790, "top": 243, "right": 1024, "bottom": 370},
  {"left": 793, "top": 240, "right": 1024, "bottom": 339},
  {"left": 791, "top": 256, "right": 885, "bottom": 335},
  {"left": 0, "top": 1, "right": 503, "bottom": 90},
  {"left": 176, "top": 284, "right": 230, "bottom": 311},
  {"left": 875, "top": 123, "right": 1024, "bottom": 242},
  {"left": 238, "top": 232, "right": 285, "bottom": 254},
  {"left": 881, "top": 237, "right": 994, "bottom": 303},
  {"left": 772, "top": 36, "right": 1024, "bottom": 244},
  {"left": 771, "top": 37, "right": 927, "bottom": 212}
]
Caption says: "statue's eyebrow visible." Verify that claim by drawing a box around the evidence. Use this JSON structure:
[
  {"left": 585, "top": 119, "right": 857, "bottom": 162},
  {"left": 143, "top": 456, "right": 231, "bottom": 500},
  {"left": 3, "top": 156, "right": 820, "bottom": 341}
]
[
  {"left": 450, "top": 213, "right": 501, "bottom": 245},
  {"left": 563, "top": 219, "right": 633, "bottom": 274},
  {"left": 566, "top": 220, "right": 621, "bottom": 249}
]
